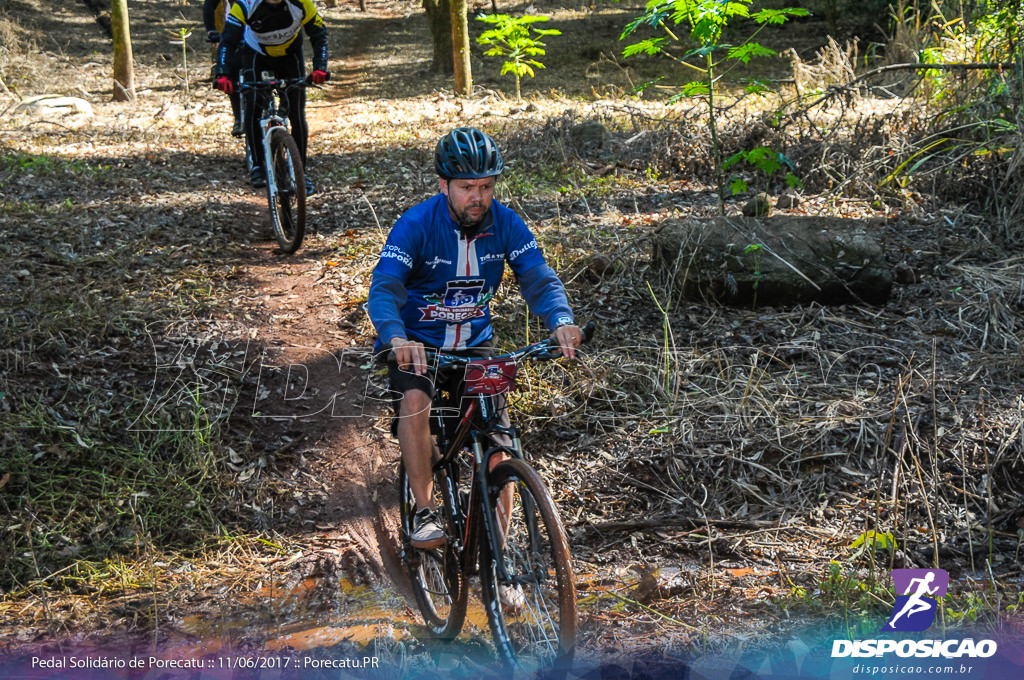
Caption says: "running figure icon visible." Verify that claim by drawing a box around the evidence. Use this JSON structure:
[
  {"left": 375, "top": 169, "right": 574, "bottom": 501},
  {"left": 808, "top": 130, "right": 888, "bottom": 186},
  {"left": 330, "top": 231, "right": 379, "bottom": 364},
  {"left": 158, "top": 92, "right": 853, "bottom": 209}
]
[{"left": 883, "top": 568, "right": 949, "bottom": 632}]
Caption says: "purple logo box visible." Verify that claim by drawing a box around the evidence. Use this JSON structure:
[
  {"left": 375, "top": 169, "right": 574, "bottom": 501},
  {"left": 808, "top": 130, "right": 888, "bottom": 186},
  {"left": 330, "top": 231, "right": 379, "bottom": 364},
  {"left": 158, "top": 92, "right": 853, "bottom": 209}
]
[{"left": 891, "top": 569, "right": 949, "bottom": 597}]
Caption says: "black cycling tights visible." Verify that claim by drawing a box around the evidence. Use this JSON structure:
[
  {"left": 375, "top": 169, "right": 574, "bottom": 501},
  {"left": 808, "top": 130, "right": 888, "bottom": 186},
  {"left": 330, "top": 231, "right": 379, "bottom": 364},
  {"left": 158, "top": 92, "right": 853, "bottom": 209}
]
[{"left": 240, "top": 49, "right": 308, "bottom": 170}]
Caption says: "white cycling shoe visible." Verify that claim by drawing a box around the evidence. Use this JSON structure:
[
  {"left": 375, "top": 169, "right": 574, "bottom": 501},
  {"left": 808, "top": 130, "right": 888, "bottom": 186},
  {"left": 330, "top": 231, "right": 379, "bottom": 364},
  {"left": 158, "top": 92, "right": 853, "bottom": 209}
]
[{"left": 498, "top": 582, "right": 526, "bottom": 609}]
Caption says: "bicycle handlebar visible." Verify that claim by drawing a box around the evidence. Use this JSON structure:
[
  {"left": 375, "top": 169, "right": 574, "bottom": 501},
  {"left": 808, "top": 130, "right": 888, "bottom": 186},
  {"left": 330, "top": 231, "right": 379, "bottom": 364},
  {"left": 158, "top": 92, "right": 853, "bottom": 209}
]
[
  {"left": 381, "top": 321, "right": 596, "bottom": 368},
  {"left": 238, "top": 73, "right": 331, "bottom": 91}
]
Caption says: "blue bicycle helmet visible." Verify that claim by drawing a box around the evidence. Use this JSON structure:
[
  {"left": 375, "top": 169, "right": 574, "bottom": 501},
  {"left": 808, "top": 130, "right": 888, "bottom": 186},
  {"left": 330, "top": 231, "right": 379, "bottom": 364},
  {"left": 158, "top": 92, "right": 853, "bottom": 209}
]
[{"left": 434, "top": 127, "right": 504, "bottom": 179}]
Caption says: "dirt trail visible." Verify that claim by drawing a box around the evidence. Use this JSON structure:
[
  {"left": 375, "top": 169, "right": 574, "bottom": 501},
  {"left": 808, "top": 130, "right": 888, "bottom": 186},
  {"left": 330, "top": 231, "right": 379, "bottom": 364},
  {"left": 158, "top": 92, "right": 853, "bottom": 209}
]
[
  {"left": 222, "top": 117, "right": 412, "bottom": 609},
  {"left": 56, "top": 0, "right": 426, "bottom": 634},
  {"left": 226, "top": 229, "right": 403, "bottom": 588}
]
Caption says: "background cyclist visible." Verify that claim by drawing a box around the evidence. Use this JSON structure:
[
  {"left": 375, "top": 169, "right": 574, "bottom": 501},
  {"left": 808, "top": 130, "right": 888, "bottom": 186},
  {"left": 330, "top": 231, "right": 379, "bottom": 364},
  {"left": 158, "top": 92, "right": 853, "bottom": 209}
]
[
  {"left": 202, "top": 0, "right": 243, "bottom": 138},
  {"left": 214, "top": 0, "right": 328, "bottom": 196},
  {"left": 367, "top": 127, "right": 583, "bottom": 553}
]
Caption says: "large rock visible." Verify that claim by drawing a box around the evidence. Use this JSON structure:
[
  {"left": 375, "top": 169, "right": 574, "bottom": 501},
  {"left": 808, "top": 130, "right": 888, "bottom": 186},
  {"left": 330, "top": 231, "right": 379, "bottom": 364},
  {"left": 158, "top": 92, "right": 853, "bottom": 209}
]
[
  {"left": 653, "top": 216, "right": 891, "bottom": 306},
  {"left": 14, "top": 95, "right": 94, "bottom": 118}
]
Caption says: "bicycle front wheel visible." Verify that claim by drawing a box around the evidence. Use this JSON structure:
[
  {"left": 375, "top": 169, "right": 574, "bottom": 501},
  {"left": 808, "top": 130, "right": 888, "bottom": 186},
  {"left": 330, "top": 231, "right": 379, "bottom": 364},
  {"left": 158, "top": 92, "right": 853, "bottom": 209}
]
[
  {"left": 480, "top": 456, "right": 577, "bottom": 674},
  {"left": 398, "top": 462, "right": 467, "bottom": 640},
  {"left": 266, "top": 127, "right": 305, "bottom": 254}
]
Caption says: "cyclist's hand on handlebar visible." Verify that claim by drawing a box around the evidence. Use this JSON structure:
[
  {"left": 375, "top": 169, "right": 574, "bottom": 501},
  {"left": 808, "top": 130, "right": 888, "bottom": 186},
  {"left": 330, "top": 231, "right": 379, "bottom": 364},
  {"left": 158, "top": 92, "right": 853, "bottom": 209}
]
[
  {"left": 391, "top": 337, "right": 428, "bottom": 375},
  {"left": 309, "top": 70, "right": 329, "bottom": 85},
  {"left": 206, "top": 30, "right": 221, "bottom": 43},
  {"left": 214, "top": 76, "right": 234, "bottom": 94},
  {"left": 552, "top": 324, "right": 583, "bottom": 361}
]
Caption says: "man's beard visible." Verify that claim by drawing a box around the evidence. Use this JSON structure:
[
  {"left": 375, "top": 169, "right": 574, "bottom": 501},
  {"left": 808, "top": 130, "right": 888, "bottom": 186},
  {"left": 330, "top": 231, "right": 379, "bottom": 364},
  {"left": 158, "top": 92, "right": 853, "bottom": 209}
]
[
  {"left": 455, "top": 204, "right": 486, "bottom": 229},
  {"left": 446, "top": 193, "right": 488, "bottom": 231}
]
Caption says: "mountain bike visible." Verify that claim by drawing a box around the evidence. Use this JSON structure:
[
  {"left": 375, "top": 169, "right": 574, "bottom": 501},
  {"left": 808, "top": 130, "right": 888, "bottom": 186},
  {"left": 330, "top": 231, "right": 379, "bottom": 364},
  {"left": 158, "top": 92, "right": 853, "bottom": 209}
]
[
  {"left": 239, "top": 74, "right": 325, "bottom": 254},
  {"left": 386, "top": 323, "right": 594, "bottom": 675}
]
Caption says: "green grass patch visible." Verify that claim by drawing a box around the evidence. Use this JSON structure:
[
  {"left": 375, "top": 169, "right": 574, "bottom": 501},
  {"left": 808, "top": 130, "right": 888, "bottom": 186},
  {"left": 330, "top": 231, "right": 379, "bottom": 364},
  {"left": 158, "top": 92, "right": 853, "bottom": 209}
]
[
  {"left": 0, "top": 382, "right": 240, "bottom": 592},
  {"left": 1, "top": 151, "right": 111, "bottom": 178}
]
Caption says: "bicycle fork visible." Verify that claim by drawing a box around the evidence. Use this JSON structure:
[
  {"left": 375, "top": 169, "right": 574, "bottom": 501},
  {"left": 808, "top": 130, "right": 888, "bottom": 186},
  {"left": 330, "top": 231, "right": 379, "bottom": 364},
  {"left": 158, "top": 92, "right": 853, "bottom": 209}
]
[
  {"left": 260, "top": 119, "right": 280, "bottom": 200},
  {"left": 470, "top": 429, "right": 542, "bottom": 589}
]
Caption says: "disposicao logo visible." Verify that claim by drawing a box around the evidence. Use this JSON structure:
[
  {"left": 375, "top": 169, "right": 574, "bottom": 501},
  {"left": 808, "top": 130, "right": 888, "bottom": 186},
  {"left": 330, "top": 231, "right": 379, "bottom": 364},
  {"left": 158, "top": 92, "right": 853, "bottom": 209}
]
[{"left": 831, "top": 568, "right": 999, "bottom": 659}]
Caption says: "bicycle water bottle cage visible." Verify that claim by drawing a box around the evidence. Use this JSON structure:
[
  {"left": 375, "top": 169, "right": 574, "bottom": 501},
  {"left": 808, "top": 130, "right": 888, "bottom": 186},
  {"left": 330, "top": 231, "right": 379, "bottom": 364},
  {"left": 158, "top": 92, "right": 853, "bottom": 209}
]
[{"left": 462, "top": 358, "right": 519, "bottom": 396}]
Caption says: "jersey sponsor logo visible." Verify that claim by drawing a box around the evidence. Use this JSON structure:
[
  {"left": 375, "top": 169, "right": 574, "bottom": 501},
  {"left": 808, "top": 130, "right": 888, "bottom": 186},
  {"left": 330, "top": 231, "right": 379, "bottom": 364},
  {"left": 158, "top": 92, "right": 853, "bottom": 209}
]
[
  {"left": 381, "top": 245, "right": 413, "bottom": 268},
  {"left": 508, "top": 239, "right": 538, "bottom": 262},
  {"left": 426, "top": 256, "right": 453, "bottom": 269},
  {"left": 242, "top": 0, "right": 305, "bottom": 49},
  {"left": 252, "top": 26, "right": 299, "bottom": 45},
  {"left": 419, "top": 280, "right": 493, "bottom": 323}
]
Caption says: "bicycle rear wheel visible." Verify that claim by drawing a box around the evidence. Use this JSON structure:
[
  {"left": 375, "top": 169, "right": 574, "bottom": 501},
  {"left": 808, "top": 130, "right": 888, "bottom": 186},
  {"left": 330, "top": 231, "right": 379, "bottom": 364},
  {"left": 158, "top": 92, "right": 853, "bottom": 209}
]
[
  {"left": 480, "top": 456, "right": 577, "bottom": 675},
  {"left": 398, "top": 462, "right": 467, "bottom": 639},
  {"left": 266, "top": 127, "right": 305, "bottom": 254}
]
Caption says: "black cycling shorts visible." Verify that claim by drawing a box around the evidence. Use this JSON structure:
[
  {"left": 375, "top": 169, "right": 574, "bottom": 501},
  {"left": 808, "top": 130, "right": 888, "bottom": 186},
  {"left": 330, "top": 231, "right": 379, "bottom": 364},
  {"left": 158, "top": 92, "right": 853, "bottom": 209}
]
[{"left": 387, "top": 342, "right": 510, "bottom": 436}]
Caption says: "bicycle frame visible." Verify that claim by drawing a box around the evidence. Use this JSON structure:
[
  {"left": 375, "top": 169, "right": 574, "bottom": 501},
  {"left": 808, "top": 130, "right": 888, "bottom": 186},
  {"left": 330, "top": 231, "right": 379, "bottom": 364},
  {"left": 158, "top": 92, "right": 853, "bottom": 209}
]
[
  {"left": 243, "top": 76, "right": 303, "bottom": 208},
  {"left": 421, "top": 343, "right": 560, "bottom": 586},
  {"left": 393, "top": 326, "right": 591, "bottom": 665}
]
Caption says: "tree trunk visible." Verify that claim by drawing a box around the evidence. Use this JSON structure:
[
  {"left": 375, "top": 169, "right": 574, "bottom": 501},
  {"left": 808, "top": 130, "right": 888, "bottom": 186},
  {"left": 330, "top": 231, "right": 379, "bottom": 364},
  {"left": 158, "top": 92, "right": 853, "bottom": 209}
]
[
  {"left": 423, "top": 0, "right": 453, "bottom": 74},
  {"left": 110, "top": 0, "right": 135, "bottom": 101},
  {"left": 450, "top": 0, "right": 471, "bottom": 96}
]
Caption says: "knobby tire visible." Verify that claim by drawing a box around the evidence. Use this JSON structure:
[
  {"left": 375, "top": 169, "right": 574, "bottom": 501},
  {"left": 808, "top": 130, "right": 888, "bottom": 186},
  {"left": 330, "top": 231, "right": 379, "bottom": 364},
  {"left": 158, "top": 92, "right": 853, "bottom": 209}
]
[
  {"left": 266, "top": 127, "right": 305, "bottom": 254},
  {"left": 479, "top": 456, "right": 577, "bottom": 675},
  {"left": 398, "top": 463, "right": 467, "bottom": 640}
]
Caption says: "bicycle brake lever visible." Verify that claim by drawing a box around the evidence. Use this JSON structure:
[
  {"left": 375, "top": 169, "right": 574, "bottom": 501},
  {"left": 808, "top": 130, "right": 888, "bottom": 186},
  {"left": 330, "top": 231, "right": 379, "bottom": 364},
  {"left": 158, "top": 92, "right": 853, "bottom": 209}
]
[
  {"left": 529, "top": 320, "right": 595, "bottom": 361},
  {"left": 581, "top": 320, "right": 596, "bottom": 344}
]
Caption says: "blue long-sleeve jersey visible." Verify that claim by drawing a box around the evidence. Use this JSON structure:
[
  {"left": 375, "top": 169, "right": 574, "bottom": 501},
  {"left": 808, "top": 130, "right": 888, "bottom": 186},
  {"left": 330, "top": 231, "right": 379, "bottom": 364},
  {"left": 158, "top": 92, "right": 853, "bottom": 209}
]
[{"left": 368, "top": 194, "right": 574, "bottom": 351}]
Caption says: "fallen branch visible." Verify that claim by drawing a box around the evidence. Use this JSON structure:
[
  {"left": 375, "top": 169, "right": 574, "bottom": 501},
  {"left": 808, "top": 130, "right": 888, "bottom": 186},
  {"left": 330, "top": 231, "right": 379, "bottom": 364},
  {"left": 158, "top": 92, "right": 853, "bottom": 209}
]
[
  {"left": 584, "top": 516, "right": 779, "bottom": 533},
  {"left": 799, "top": 61, "right": 1017, "bottom": 111},
  {"left": 847, "top": 61, "right": 1016, "bottom": 88},
  {"left": 605, "top": 591, "right": 700, "bottom": 630}
]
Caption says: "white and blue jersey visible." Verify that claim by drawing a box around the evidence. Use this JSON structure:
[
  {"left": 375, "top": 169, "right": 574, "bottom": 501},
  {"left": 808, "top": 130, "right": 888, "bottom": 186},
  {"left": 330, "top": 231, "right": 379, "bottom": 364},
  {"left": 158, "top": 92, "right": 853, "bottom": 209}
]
[{"left": 368, "top": 194, "right": 574, "bottom": 351}]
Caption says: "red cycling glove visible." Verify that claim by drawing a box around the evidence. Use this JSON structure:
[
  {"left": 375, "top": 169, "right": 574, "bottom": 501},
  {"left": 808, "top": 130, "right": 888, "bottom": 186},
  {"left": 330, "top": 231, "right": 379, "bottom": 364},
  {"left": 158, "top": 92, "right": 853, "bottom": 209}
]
[
  {"left": 215, "top": 76, "right": 234, "bottom": 94},
  {"left": 310, "top": 70, "right": 328, "bottom": 85}
]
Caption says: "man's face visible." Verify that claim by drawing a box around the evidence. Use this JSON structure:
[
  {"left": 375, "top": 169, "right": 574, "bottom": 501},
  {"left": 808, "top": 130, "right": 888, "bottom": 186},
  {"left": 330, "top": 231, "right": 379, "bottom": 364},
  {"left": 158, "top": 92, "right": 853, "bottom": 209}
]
[{"left": 440, "top": 177, "right": 496, "bottom": 229}]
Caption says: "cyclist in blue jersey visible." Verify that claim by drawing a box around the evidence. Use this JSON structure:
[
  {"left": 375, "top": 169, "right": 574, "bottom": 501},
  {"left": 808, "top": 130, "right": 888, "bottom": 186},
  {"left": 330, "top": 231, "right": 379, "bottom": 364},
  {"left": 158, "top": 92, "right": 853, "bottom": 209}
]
[
  {"left": 214, "top": 0, "right": 328, "bottom": 196},
  {"left": 367, "top": 127, "right": 583, "bottom": 557}
]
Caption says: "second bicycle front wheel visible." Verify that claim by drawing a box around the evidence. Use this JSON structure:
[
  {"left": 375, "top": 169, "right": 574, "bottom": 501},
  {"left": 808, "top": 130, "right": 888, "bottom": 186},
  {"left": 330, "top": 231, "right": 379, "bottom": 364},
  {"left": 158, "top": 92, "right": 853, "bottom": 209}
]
[
  {"left": 266, "top": 127, "right": 305, "bottom": 254},
  {"left": 480, "top": 456, "right": 577, "bottom": 675}
]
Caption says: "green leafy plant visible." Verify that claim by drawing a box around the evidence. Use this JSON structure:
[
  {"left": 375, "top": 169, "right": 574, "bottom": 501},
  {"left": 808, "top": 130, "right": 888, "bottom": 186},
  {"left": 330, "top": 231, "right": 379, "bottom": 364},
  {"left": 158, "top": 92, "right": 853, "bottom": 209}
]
[
  {"left": 850, "top": 529, "right": 896, "bottom": 559},
  {"left": 743, "top": 243, "right": 762, "bottom": 308},
  {"left": 724, "top": 146, "right": 802, "bottom": 196},
  {"left": 476, "top": 14, "right": 561, "bottom": 101},
  {"left": 821, "top": 561, "right": 892, "bottom": 619},
  {"left": 775, "top": 560, "right": 893, "bottom": 624},
  {"left": 620, "top": 0, "right": 808, "bottom": 213}
]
